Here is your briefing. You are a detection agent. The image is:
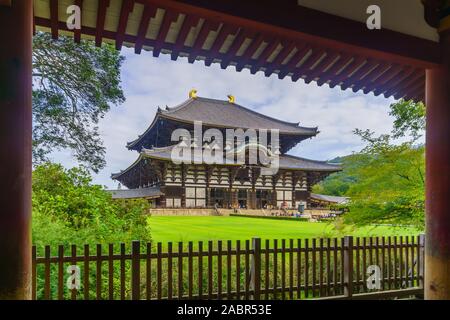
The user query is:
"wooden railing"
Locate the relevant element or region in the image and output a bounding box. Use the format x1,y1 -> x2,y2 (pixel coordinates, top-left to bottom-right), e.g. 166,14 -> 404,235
32,235 -> 425,300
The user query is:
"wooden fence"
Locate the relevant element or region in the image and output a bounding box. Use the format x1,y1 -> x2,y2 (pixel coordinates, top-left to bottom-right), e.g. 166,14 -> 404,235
32,235 -> 425,300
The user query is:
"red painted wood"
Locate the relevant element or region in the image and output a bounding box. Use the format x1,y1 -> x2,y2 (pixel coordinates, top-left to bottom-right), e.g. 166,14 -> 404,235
74,0 -> 83,43
341,59 -> 378,91
34,0 -> 429,101
153,10 -> 179,57
219,28 -> 250,69
291,48 -> 326,82
303,51 -> 340,84
393,71 -> 425,99
149,0 -> 440,67
50,0 -> 59,39
249,39 -> 279,74
362,64 -> 402,94
400,75 -> 426,100
204,24 -> 239,66
316,54 -> 353,86
135,5 -> 158,54
425,31 -> 450,299
352,62 -> 390,93
115,0 -> 135,50
0,0 -> 33,300
95,0 -> 110,47
171,14 -> 200,60
328,56 -> 365,88
278,44 -> 311,79
187,20 -> 220,63
263,41 -> 295,76
382,67 -> 417,97
235,33 -> 265,71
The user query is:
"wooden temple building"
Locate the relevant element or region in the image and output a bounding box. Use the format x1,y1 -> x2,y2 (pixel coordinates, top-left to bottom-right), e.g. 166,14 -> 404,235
111,93 -> 341,209
3,0 -> 450,300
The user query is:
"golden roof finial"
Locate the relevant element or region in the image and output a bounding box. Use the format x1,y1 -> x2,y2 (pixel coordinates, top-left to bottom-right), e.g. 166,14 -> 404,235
227,94 -> 235,104
189,89 -> 198,99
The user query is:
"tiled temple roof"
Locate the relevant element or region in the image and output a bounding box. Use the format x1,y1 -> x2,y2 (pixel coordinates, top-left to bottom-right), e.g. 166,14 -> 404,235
161,97 -> 318,135
310,193 -> 349,204
107,186 -> 163,199
111,145 -> 341,181
127,97 -> 318,150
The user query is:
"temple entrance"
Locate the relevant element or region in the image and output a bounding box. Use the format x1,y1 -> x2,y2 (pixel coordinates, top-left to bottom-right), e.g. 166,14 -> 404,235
237,189 -> 247,209
256,190 -> 271,209
210,188 -> 226,208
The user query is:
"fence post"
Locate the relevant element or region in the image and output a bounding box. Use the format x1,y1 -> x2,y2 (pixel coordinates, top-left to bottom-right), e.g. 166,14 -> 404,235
419,234 -> 425,289
343,236 -> 353,298
250,238 -> 261,300
131,240 -> 141,300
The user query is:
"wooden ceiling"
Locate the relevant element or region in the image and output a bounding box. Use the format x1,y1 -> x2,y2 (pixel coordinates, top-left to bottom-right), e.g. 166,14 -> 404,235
33,0 -> 442,102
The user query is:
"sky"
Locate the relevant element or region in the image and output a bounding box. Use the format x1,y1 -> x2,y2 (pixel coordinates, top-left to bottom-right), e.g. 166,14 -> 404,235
50,47 -> 397,189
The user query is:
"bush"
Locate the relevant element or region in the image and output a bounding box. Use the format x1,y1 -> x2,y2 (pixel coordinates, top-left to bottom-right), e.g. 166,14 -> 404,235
32,163 -> 151,252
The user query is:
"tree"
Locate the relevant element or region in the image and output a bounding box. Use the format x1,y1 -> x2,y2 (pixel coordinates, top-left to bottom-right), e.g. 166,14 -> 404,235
343,130 -> 425,230
389,99 -> 425,141
32,162 -> 151,248
314,99 -> 426,230
32,32 -> 125,172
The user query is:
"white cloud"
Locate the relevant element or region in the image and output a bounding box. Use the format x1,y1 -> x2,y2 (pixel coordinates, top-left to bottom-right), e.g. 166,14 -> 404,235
49,47 -> 397,188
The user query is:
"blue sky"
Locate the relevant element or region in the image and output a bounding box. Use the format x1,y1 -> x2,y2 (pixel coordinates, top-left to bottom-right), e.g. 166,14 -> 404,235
50,47 -> 397,189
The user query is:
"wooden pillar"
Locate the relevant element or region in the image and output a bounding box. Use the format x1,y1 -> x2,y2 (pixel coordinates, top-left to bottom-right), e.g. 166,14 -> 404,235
292,172 -> 299,209
0,0 -> 33,300
181,163 -> 187,208
425,29 -> 450,300
205,165 -> 213,207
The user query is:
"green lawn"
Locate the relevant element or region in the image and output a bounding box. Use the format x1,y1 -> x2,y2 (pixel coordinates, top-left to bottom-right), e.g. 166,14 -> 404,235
148,216 -> 419,243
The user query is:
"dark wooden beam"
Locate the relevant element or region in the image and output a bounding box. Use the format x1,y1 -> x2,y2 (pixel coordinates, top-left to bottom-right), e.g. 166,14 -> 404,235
204,24 -> 239,66
135,5 -> 157,54
115,0 -> 135,50
0,0 -> 33,299
219,28 -> 249,69
171,14 -> 200,60
153,0 -> 440,67
49,0 -> 59,39
153,10 -> 178,57
73,0 -> 83,43
95,0 -> 110,47
425,30 -> 450,299
291,48 -> 326,82
235,32 -> 265,72
278,44 -> 311,79
249,38 -> 279,74
187,20 -> 219,63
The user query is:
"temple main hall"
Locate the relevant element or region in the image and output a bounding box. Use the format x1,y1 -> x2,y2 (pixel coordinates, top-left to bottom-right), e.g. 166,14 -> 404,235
111,92 -> 341,210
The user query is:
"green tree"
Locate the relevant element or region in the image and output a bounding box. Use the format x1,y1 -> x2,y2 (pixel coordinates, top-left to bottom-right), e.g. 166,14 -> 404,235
343,130 -> 425,230
314,99 -> 426,230
389,99 -> 425,141
32,32 -> 125,172
32,163 -> 151,248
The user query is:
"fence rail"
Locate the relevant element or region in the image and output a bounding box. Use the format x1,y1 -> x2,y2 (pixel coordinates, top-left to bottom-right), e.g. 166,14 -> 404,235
32,235 -> 425,300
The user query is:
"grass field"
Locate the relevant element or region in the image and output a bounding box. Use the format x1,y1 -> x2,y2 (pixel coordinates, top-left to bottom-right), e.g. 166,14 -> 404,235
148,216 -> 419,243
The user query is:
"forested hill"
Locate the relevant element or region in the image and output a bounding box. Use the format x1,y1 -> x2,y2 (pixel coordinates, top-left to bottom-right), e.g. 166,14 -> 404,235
313,154 -> 362,196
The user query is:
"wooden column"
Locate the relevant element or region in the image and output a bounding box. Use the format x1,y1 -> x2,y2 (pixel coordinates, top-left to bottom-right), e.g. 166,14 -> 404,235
229,168 -> 238,208
425,29 -> 450,300
0,0 -> 33,300
292,172 -> 299,209
250,168 -> 259,209
271,173 -> 281,208
181,163 -> 187,208
205,165 -> 213,207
